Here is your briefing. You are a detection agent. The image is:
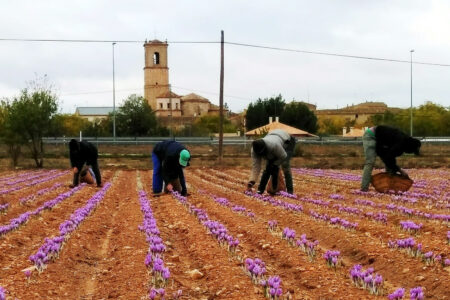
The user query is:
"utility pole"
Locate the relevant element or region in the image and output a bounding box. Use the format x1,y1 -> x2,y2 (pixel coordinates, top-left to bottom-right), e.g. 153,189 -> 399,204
218,30 -> 224,164
410,49 -> 414,136
169,84 -> 173,138
112,42 -> 117,142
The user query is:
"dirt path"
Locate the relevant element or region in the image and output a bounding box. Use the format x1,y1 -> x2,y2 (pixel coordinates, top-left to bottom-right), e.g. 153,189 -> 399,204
141,170 -> 264,300
0,172 -> 113,298
188,169 -> 450,299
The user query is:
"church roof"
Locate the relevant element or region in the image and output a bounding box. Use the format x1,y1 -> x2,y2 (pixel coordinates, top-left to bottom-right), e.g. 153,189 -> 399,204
156,91 -> 181,98
75,107 -> 115,116
181,93 -> 209,102
145,39 -> 166,44
245,121 -> 317,137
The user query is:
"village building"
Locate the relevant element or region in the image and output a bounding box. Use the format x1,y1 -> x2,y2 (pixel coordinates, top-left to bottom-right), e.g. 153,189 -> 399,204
143,40 -> 227,126
75,107 -> 115,122
315,101 -> 399,125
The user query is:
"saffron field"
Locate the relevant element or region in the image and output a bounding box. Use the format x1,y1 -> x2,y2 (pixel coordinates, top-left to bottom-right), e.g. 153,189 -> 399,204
0,168 -> 448,299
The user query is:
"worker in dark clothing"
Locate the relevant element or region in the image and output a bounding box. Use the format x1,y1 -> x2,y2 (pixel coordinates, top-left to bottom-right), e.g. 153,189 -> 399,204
152,140 -> 191,196
247,129 -> 296,194
361,125 -> 421,191
69,139 -> 102,188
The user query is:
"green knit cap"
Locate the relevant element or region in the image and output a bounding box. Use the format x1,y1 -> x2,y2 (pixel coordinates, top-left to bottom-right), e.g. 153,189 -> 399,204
179,149 -> 190,167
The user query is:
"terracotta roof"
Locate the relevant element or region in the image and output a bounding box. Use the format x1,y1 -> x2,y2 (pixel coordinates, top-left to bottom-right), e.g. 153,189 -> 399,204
156,91 -> 181,98
146,39 -> 165,44
245,121 -> 317,137
181,93 -> 209,102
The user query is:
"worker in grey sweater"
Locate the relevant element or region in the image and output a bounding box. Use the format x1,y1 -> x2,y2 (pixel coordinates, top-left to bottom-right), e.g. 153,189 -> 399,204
247,129 -> 296,194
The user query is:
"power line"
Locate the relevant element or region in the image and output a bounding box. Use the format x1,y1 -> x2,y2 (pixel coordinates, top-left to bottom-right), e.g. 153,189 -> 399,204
225,41 -> 450,67
0,38 -> 219,44
1,37 -> 449,67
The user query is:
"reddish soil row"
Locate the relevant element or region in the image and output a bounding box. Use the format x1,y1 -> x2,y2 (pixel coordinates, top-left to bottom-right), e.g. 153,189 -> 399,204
0,168 -> 447,299
140,170 -> 263,300
189,168 -> 449,299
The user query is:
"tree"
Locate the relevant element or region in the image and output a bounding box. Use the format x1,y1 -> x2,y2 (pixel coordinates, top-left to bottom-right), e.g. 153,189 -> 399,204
49,114 -> 92,137
115,94 -> 158,136
5,77 -> 59,167
280,102 -> 318,134
0,101 -> 25,167
245,95 -> 285,130
245,99 -> 267,131
83,118 -> 111,137
317,116 -> 347,136
367,102 -> 450,136
193,115 -> 237,135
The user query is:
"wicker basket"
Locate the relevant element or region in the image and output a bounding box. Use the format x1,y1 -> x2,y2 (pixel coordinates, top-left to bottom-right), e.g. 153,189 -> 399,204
79,166 -> 95,185
267,169 -> 286,195
371,172 -> 413,193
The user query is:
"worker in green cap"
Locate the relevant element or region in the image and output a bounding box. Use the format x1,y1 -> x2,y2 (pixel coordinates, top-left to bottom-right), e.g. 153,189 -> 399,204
152,140 -> 191,196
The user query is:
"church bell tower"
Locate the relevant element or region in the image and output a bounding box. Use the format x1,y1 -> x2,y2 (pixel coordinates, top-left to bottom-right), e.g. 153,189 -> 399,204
143,40 -> 169,110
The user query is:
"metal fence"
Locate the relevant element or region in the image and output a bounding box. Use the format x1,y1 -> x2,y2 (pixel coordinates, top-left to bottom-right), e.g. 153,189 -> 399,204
43,136 -> 450,146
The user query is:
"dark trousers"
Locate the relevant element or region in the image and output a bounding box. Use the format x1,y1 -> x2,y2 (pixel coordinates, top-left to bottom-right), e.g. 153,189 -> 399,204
152,153 -> 163,193
258,161 -> 279,193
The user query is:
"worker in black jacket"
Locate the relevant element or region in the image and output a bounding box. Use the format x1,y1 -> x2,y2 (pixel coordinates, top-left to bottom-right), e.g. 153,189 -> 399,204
69,139 -> 102,188
152,140 -> 191,196
361,125 -> 421,191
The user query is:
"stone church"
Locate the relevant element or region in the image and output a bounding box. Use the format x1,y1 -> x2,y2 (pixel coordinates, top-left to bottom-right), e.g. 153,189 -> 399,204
143,40 -> 225,126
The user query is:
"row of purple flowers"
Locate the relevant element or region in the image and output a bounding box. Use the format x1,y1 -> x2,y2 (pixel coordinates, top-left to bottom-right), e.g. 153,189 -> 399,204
138,190 -> 180,300
0,183 -> 86,237
0,170 -> 68,196
19,182 -> 63,205
29,183 -> 111,272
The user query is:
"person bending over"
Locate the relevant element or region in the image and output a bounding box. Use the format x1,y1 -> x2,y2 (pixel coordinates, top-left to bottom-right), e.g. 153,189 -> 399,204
152,140 -> 191,196
69,139 -> 102,188
247,129 -> 296,194
360,125 -> 421,191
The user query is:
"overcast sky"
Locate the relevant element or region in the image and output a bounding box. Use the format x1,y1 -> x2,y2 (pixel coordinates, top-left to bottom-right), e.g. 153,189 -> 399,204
0,0 -> 449,114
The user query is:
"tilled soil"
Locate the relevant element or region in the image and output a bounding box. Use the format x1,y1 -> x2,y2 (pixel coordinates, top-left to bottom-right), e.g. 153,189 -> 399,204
0,168 -> 448,300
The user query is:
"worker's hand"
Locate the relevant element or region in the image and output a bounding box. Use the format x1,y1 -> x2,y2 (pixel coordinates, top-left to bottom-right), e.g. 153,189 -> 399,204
166,184 -> 173,192
246,181 -> 255,193
97,183 -> 103,188
73,167 -> 78,174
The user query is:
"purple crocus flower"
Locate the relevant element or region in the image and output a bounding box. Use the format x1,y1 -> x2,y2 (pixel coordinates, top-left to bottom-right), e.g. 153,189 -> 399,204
410,286 -> 424,300
388,287 -> 405,300
0,286 -> 6,300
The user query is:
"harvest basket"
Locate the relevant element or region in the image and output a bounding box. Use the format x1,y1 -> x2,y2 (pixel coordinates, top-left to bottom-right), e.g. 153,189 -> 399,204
371,172 -> 413,193
79,166 -> 95,185
267,169 -> 286,195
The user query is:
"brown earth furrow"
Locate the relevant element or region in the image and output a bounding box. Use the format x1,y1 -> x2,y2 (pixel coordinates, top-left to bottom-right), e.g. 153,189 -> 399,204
140,170 -> 264,300
200,169 -> 449,245
0,172 -> 72,223
0,172 -> 114,298
11,170 -> 148,299
188,170 -> 449,299
188,174 -> 377,300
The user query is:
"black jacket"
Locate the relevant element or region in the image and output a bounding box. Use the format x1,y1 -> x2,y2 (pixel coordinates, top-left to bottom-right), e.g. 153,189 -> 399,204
69,140 -> 101,186
152,140 -> 188,193
375,125 -> 419,173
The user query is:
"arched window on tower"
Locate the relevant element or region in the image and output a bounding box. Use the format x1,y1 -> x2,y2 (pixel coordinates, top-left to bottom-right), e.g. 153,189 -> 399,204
153,52 -> 160,65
